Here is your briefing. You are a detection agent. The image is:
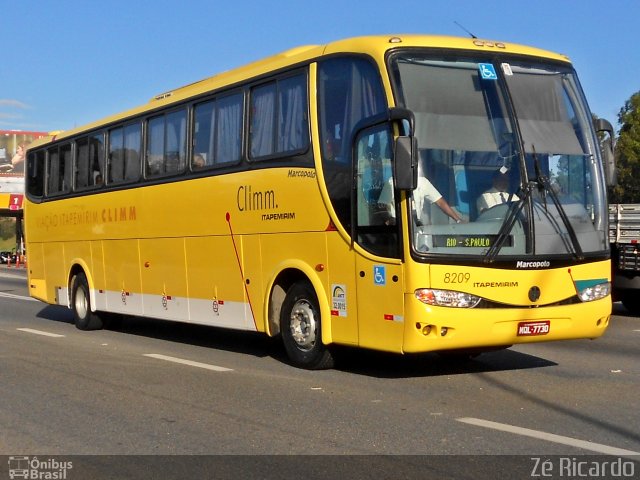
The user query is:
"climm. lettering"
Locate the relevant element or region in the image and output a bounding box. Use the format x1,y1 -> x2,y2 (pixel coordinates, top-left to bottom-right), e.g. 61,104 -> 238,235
237,185 -> 277,211
102,206 -> 137,222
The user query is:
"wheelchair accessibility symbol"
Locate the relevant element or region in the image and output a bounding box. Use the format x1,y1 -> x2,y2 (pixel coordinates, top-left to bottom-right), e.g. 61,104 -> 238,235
479,63 -> 498,80
373,265 -> 386,286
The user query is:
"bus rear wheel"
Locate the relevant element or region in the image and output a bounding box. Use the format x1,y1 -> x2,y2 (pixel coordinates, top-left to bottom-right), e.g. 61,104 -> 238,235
71,272 -> 103,331
280,281 -> 334,370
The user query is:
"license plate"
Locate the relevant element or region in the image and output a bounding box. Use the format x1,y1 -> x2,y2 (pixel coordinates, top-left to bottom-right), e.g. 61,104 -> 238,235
517,320 -> 550,336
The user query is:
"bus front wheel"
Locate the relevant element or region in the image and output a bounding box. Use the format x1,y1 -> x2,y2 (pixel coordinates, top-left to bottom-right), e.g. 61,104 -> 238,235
280,282 -> 334,370
71,272 -> 103,331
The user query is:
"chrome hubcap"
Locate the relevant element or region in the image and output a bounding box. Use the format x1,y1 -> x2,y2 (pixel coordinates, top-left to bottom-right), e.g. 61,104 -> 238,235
289,299 -> 317,351
75,287 -> 88,319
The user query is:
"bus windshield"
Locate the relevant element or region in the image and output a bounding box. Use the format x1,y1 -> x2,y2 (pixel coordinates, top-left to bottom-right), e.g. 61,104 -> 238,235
390,53 -> 608,259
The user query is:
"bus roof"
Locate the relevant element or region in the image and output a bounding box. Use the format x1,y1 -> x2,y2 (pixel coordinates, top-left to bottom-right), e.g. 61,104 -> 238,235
28,34 -> 571,149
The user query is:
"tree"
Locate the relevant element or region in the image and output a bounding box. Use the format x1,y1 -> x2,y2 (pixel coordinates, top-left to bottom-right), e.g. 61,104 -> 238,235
0,218 -> 15,241
610,91 -> 640,203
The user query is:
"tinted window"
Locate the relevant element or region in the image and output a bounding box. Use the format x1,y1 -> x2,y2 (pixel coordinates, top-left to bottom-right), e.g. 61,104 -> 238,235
108,124 -> 141,184
75,137 -> 91,189
277,75 -> 309,153
216,94 -> 242,164
89,133 -> 105,187
124,124 -> 142,181
193,93 -> 243,169
193,100 -> 215,169
250,82 -> 276,158
26,150 -> 45,198
250,73 -> 308,159
318,57 -> 386,231
47,144 -> 73,196
146,109 -> 187,177
75,134 -> 103,189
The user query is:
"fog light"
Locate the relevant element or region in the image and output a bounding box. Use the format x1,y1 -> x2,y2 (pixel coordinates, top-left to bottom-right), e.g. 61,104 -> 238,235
441,327 -> 448,336
422,325 -> 432,336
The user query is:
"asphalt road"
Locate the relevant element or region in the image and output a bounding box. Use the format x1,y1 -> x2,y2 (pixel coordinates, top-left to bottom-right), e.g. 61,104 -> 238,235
1,266 -> 638,479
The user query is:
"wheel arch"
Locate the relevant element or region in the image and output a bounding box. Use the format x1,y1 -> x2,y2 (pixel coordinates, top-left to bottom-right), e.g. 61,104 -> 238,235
265,261 -> 332,346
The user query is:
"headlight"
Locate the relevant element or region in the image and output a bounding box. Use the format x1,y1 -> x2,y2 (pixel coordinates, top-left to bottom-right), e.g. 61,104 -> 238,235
415,288 -> 481,308
576,280 -> 611,302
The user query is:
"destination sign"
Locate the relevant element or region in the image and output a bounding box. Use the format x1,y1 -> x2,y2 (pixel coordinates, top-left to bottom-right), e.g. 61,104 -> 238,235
432,235 -> 513,248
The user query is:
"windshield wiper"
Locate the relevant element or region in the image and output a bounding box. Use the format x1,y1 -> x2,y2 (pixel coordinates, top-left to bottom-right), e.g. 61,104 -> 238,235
484,147 -> 585,262
483,63 -> 532,263
531,146 -> 584,260
483,182 -> 531,263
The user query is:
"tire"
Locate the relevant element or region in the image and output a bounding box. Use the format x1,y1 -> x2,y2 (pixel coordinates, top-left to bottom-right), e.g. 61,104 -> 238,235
71,272 -> 103,331
280,282 -> 334,370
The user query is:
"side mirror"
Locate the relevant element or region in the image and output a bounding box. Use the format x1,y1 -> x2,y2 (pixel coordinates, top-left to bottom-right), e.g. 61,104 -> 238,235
394,136 -> 418,190
593,118 -> 616,187
389,107 -> 418,191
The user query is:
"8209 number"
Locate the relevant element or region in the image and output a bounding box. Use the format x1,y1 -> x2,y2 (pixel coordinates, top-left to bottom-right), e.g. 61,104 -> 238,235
443,272 -> 471,284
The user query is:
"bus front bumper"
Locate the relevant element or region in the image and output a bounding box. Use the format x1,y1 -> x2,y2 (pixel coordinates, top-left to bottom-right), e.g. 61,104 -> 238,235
401,295 -> 611,354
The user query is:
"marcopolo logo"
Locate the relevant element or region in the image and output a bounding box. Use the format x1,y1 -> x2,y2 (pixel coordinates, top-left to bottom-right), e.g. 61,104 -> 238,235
8,456 -> 72,479
516,260 -> 551,269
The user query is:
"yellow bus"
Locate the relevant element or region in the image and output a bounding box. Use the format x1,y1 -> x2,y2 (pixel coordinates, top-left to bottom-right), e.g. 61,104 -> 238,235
24,35 -> 613,369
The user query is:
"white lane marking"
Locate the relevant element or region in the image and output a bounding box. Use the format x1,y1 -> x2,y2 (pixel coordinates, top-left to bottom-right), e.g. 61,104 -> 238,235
0,271 -> 27,280
0,291 -> 38,302
17,328 -> 65,338
143,354 -> 232,372
457,417 -> 640,457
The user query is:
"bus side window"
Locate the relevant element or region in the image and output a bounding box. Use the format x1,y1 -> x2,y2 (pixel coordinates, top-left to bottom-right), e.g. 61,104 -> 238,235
165,109 -> 186,174
216,93 -> 242,165
277,74 -> 308,154
318,56 -> 387,233
193,99 -> 215,169
124,123 -> 141,181
89,133 -> 105,186
250,82 -> 276,158
27,150 -> 45,198
47,144 -> 72,195
75,137 -> 91,189
60,143 -> 73,193
249,72 -> 308,160
108,127 -> 124,183
146,110 -> 186,177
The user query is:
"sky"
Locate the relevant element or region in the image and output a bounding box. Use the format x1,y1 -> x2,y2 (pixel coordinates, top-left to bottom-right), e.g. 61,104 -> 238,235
1,0 -> 638,134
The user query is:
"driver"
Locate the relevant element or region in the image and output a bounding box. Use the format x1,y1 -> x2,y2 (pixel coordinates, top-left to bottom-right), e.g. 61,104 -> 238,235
378,174 -> 463,224
477,170 -> 519,214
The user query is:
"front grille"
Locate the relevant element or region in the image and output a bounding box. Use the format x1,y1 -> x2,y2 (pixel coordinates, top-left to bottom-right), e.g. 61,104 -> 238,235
475,295 -> 582,309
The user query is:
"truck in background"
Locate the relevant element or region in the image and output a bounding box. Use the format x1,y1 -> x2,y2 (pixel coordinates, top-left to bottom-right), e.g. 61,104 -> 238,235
609,204 -> 640,313
595,117 -> 640,314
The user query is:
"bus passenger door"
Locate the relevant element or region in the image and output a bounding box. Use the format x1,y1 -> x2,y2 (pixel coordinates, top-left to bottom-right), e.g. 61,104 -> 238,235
353,125 -> 405,352
355,256 -> 405,352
